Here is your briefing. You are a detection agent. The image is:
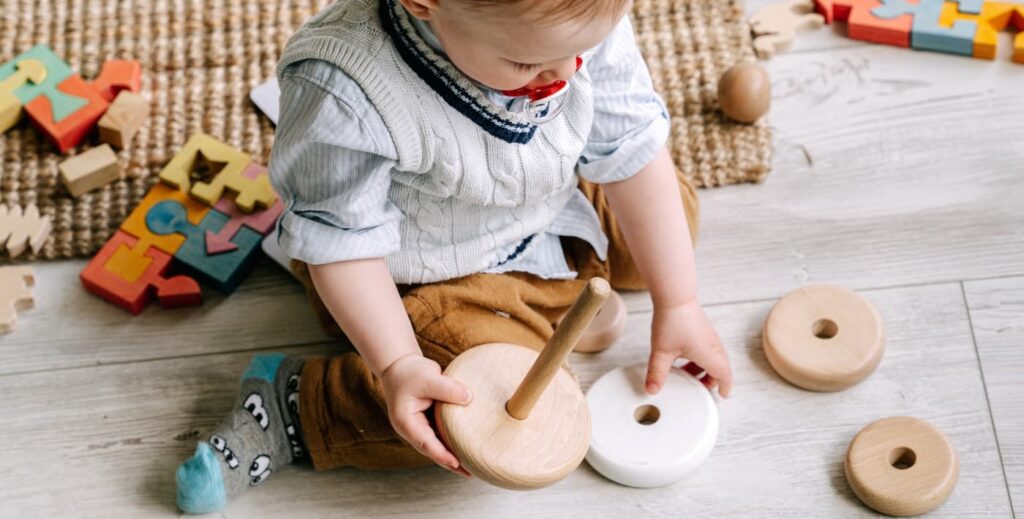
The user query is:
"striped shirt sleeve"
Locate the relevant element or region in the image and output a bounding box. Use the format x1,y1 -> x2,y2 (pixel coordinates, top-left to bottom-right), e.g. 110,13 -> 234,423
576,16 -> 671,184
268,60 -> 404,266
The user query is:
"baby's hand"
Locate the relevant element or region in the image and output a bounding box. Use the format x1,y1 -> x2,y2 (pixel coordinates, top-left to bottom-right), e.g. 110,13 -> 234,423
646,300 -> 733,398
379,353 -> 474,476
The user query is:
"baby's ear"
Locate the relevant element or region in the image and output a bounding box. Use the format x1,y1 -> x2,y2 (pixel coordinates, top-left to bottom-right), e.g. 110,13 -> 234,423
399,0 -> 440,19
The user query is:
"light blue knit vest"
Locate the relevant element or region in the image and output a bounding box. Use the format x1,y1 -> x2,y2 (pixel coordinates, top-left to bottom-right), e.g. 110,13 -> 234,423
277,0 -> 595,284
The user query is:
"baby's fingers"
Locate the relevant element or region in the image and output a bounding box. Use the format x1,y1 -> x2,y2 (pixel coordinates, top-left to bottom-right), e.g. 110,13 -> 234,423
394,412 -> 467,476
426,373 -> 473,406
645,350 -> 676,394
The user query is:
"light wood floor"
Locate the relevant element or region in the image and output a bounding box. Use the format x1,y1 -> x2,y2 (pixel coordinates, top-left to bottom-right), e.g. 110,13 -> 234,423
2,6 -> 1022,518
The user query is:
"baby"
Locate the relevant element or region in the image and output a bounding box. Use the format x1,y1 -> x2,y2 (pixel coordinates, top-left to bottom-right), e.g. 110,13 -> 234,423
175,0 -> 733,513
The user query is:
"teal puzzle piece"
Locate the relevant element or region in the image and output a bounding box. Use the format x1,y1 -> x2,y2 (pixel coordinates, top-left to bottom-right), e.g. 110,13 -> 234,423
146,200 -> 262,294
0,45 -> 87,122
873,0 -> 979,56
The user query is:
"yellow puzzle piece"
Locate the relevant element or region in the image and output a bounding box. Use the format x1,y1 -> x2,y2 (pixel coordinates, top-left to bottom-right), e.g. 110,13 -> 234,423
158,133 -> 276,213
0,59 -> 47,133
940,1 -> 1024,61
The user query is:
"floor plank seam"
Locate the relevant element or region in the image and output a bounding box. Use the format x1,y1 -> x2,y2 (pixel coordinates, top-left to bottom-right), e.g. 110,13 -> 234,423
959,281 -> 1016,516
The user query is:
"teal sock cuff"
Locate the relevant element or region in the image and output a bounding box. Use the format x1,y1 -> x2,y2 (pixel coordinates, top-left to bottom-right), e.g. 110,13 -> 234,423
242,353 -> 286,382
176,442 -> 228,514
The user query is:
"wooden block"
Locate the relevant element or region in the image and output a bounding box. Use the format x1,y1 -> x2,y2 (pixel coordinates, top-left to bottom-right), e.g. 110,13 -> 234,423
145,199 -> 263,293
90,60 -> 142,103
119,183 -> 210,256
940,2 -> 1024,60
762,284 -> 886,392
97,91 -> 149,149
0,203 -> 52,258
206,163 -> 284,254
58,144 -> 121,197
0,58 -> 47,133
0,45 -> 81,118
749,0 -> 827,58
845,417 -> 959,516
0,266 -> 35,334
873,0 -> 978,56
80,230 -> 202,315
816,0 -> 915,47
25,74 -> 110,153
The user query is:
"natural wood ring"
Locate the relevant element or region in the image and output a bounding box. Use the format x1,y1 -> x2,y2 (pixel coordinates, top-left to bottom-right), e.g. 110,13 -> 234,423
435,343 -> 590,490
557,289 -> 626,353
845,417 -> 959,516
763,284 -> 885,391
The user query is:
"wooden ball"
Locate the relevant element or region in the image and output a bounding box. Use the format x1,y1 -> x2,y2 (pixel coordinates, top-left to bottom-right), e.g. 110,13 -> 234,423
717,63 -> 771,123
556,289 -> 627,353
435,343 -> 590,490
846,417 -> 959,516
763,284 -> 885,392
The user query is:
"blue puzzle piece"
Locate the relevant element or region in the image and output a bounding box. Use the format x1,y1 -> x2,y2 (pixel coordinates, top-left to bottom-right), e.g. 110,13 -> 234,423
146,199 -> 262,294
873,0 -> 978,56
0,45 -> 87,122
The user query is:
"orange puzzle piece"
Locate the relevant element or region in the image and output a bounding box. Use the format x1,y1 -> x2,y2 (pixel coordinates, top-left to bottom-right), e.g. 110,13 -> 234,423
80,230 -> 202,315
816,0 -> 917,47
120,183 -> 210,256
24,74 -> 109,153
939,1 -> 1024,61
90,60 -> 142,102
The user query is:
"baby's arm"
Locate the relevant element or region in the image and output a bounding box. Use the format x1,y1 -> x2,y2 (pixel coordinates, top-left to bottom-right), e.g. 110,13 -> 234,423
603,149 -> 733,397
308,259 -> 472,475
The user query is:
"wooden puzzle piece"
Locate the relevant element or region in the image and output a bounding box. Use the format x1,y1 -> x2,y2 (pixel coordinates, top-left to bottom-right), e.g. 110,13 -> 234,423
207,163 -> 284,254
815,0 -> 916,47
940,1 -> 1024,60
120,183 -> 210,256
0,45 -> 83,121
749,0 -> 827,58
0,59 -> 47,133
872,0 -> 979,55
146,199 -> 263,293
80,230 -> 202,315
58,144 -> 121,197
25,74 -> 110,153
0,203 -> 52,258
90,60 -> 142,102
0,266 -> 35,333
158,133 -> 274,213
97,91 -> 149,149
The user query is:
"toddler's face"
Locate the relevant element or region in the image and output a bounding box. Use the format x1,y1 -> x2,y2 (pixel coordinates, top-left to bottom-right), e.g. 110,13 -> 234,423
403,0 -> 623,92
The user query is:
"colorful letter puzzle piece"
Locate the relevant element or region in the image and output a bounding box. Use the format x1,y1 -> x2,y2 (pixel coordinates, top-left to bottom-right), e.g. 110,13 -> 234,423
80,230 -> 202,315
0,45 -> 84,124
82,134 -> 282,314
0,203 -> 52,258
0,59 -> 47,133
159,133 -> 277,213
820,0 -> 1023,62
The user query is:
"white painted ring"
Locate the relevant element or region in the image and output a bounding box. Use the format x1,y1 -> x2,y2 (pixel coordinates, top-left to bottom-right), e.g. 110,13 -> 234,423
586,362 -> 718,488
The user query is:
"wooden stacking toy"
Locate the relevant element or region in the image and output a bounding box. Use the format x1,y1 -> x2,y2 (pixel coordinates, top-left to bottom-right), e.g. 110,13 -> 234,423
436,278 -> 610,490
717,63 -> 772,124
845,416 -> 959,516
586,362 -> 718,488
557,289 -> 627,353
763,284 -> 886,391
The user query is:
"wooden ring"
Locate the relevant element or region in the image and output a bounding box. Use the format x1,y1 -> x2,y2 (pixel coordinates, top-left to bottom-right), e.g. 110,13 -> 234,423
557,289 -> 627,353
845,417 -> 959,516
585,363 -> 718,487
763,284 -> 885,391
436,343 -> 590,490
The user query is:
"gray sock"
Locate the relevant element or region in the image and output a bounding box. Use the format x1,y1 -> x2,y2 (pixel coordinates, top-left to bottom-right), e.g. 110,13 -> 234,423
176,353 -> 305,514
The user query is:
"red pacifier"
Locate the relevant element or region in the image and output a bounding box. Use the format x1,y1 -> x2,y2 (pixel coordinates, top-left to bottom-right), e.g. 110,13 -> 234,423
501,56 -> 583,124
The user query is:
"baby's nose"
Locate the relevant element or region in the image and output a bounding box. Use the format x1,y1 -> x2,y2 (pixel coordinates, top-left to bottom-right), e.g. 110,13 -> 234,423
529,58 -> 579,88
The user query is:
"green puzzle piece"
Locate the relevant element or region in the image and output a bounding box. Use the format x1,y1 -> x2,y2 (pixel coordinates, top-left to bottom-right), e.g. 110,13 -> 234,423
0,45 -> 87,122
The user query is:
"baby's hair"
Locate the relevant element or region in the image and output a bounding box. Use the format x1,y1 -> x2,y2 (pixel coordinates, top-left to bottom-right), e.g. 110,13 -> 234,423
459,0 -> 631,24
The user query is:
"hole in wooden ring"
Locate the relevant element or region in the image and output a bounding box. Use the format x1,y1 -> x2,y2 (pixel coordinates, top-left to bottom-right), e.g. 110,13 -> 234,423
811,319 -> 839,339
634,404 -> 661,425
889,447 -> 917,470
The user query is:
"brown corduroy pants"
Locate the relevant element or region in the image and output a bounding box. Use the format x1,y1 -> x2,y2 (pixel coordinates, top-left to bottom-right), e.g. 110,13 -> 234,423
293,172 -> 700,471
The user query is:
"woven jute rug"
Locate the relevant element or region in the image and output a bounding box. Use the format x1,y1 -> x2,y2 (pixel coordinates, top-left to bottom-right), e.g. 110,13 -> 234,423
0,0 -> 771,260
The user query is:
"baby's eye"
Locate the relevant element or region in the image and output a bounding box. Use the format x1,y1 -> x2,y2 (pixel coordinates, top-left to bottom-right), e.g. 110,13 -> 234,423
510,60 -> 541,72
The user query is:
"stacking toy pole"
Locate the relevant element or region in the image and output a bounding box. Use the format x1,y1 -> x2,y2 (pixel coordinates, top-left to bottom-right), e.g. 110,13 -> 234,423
506,277 -> 611,420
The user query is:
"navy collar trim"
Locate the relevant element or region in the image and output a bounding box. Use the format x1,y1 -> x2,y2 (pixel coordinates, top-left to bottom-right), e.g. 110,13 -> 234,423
379,0 -> 537,144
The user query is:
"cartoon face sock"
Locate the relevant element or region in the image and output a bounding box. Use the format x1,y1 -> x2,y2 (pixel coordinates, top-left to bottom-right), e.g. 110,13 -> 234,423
176,354 -> 306,514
